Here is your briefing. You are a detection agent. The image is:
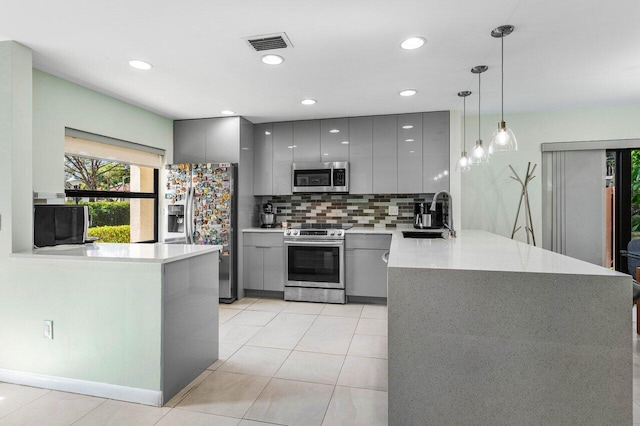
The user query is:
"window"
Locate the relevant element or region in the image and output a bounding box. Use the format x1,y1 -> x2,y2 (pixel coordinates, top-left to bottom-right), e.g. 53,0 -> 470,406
64,129 -> 163,243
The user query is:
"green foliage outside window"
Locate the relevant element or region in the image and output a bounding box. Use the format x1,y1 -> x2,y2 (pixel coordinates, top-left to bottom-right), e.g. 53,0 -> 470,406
632,150 -> 640,232
87,225 -> 131,243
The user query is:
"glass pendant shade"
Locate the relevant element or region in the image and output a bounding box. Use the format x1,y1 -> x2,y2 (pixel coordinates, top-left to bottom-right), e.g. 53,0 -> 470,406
490,121 -> 518,153
469,140 -> 489,165
455,151 -> 471,172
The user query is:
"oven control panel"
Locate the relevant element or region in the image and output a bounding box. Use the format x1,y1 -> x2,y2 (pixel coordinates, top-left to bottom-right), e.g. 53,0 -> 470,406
284,229 -> 345,238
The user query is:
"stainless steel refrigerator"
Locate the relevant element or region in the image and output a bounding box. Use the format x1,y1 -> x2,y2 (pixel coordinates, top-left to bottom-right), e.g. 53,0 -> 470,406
164,162 -> 237,303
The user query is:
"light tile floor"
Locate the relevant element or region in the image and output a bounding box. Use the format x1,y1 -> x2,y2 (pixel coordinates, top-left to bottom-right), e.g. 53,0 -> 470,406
0,298 -> 389,425
2,299 -> 638,425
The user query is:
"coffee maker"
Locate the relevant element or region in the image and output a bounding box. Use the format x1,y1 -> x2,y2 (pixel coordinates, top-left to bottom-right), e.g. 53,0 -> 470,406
260,203 -> 277,228
414,201 -> 444,229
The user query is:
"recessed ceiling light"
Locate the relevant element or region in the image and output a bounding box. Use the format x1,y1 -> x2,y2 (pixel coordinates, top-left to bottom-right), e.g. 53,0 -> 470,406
261,54 -> 284,65
287,145 -> 298,149
329,129 -> 340,133
402,125 -> 414,129
341,141 -> 349,145
301,99 -> 317,105
221,110 -> 235,115
129,60 -> 153,70
400,37 -> 426,50
438,173 -> 443,178
405,139 -> 414,142
399,89 -> 417,97
241,147 -> 249,150
443,170 -> 449,176
409,150 -> 415,153
265,131 -> 271,135
323,153 -> 329,156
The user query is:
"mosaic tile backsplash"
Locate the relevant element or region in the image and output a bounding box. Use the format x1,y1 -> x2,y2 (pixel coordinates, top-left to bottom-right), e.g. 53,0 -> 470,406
259,194 -> 436,227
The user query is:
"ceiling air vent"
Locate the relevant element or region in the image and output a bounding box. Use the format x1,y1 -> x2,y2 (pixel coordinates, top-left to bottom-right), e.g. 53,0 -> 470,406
245,33 -> 293,52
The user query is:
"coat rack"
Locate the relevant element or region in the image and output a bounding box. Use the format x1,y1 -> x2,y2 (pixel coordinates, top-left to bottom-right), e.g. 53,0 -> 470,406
509,162 -> 536,246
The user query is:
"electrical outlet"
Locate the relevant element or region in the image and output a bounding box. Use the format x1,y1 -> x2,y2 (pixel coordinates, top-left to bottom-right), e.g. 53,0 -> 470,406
388,205 -> 399,216
43,320 -> 53,339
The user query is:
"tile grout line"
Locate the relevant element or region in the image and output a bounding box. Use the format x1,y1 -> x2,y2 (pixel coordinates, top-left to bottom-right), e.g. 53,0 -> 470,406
0,387 -> 52,421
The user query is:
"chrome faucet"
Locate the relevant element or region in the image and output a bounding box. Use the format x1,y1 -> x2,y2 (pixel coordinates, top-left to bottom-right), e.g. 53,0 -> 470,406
430,190 -> 456,238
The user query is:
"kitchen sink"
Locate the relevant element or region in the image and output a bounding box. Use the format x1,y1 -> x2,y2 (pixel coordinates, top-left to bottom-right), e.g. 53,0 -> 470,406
402,231 -> 445,239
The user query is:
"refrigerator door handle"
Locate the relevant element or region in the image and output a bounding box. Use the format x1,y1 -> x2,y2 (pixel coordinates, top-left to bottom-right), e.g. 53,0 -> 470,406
188,186 -> 194,244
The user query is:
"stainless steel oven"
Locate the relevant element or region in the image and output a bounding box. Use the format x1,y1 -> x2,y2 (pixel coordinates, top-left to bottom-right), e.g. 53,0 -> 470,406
283,226 -> 348,304
292,162 -> 349,193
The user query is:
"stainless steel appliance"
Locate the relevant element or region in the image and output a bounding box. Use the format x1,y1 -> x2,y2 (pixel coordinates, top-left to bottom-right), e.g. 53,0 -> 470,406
414,201 -> 444,229
292,162 -> 349,193
260,203 -> 277,228
283,224 -> 352,303
164,162 -> 237,303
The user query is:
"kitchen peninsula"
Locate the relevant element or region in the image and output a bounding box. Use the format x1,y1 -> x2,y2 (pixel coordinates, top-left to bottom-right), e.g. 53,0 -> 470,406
3,243 -> 221,406
387,230 -> 631,425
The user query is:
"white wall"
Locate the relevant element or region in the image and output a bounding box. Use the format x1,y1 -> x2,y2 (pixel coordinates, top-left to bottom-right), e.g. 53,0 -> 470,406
460,106 -> 640,243
32,69 -> 173,193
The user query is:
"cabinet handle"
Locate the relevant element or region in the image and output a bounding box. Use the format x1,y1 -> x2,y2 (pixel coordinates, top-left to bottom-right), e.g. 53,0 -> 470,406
254,245 -> 270,248
382,251 -> 390,263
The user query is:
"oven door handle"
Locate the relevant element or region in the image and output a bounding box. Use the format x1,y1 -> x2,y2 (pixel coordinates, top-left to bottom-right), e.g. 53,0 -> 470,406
284,240 -> 344,246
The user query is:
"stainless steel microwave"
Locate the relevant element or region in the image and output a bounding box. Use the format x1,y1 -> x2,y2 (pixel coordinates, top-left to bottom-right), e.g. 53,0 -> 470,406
292,162 -> 349,193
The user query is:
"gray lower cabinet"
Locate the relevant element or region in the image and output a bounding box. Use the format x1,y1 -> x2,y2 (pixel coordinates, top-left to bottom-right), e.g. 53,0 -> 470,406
345,234 -> 391,298
242,233 -> 285,291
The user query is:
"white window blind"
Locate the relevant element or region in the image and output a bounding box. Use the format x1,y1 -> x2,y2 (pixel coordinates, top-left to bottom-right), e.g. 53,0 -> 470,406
64,128 -> 164,168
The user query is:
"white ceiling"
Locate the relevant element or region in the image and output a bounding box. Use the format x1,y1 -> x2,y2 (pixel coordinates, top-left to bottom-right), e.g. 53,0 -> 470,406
1,0 -> 639,123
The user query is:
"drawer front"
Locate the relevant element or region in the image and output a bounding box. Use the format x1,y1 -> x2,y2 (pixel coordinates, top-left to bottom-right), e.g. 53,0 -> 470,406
243,232 -> 284,247
346,234 -> 391,250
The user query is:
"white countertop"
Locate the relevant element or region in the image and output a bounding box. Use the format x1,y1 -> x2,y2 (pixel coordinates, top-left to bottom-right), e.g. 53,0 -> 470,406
242,228 -> 284,233
388,228 -> 623,276
12,243 -> 222,264
243,226 -> 393,234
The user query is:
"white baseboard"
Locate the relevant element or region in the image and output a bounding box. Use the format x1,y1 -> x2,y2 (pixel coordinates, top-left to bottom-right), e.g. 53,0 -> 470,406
0,368 -> 163,406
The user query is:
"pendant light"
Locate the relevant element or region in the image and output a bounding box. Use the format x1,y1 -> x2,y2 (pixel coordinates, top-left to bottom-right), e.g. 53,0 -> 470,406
469,65 -> 489,165
489,25 -> 517,153
455,91 -> 472,172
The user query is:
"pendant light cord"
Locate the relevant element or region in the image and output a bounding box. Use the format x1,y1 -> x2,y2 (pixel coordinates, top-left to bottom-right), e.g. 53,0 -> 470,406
501,35 -> 504,122
463,96 -> 466,152
478,72 -> 481,140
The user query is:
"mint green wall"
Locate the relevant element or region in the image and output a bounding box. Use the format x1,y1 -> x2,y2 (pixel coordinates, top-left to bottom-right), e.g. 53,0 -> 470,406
32,69 -> 173,194
460,106 -> 640,241
0,41 -> 32,256
2,259 -> 163,390
0,42 -> 173,391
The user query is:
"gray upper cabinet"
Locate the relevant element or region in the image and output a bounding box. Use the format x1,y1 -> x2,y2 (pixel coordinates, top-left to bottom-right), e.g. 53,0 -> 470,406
253,123 -> 273,196
373,115 -> 398,194
205,117 -> 240,163
422,111 -> 450,193
348,116 -> 373,194
174,119 -> 206,164
293,120 -> 321,163
252,111 -> 450,195
397,113 -> 423,194
273,122 -> 294,195
320,118 -> 349,162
